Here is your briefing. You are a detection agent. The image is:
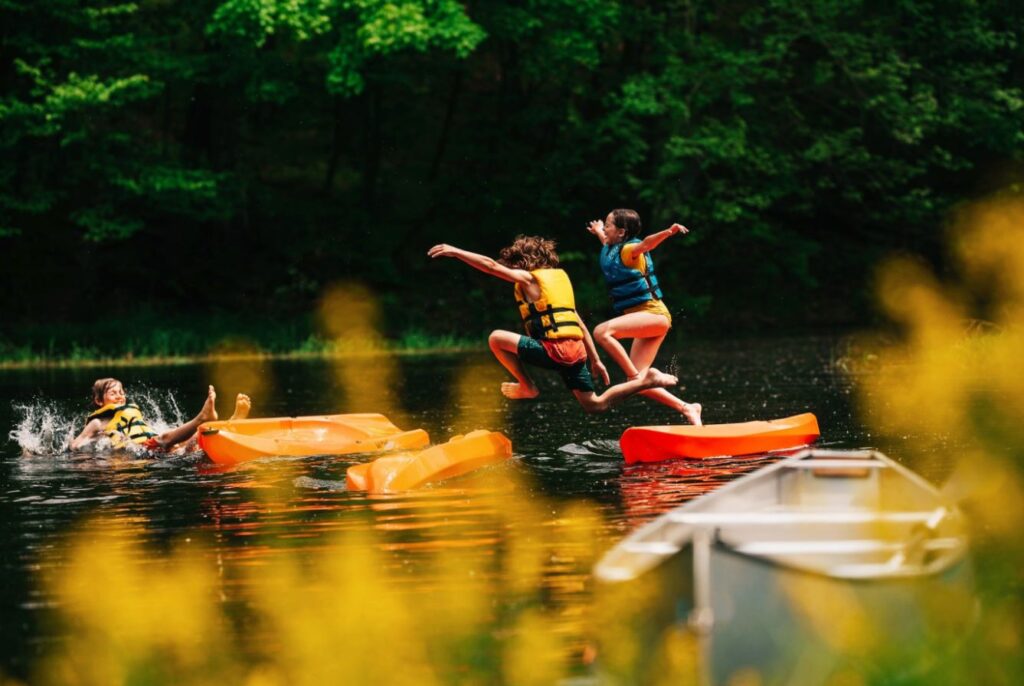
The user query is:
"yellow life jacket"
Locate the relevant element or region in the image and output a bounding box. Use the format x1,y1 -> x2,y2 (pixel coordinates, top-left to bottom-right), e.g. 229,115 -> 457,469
514,268 -> 583,340
87,403 -> 158,447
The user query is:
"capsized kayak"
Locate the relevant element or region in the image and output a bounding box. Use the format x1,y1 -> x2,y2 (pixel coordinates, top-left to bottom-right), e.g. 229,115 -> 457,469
197,413 -> 430,466
620,413 -> 820,463
346,430 -> 512,493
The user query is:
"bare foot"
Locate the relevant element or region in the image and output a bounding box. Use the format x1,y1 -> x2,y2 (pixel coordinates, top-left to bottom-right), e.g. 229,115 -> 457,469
230,393 -> 251,420
501,382 -> 540,400
198,385 -> 218,422
682,402 -> 702,426
640,367 -> 678,389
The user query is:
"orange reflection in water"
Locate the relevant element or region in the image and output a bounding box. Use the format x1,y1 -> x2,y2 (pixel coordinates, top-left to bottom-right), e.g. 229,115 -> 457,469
617,452 -> 792,526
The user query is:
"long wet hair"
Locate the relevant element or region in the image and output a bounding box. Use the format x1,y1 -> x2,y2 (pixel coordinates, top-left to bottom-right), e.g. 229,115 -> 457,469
609,208 -> 643,240
498,235 -> 560,270
91,377 -> 121,406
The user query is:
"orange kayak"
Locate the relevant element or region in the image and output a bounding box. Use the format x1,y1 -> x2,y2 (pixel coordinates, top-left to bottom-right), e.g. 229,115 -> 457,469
346,430 -> 512,493
197,413 -> 430,466
620,413 -> 820,463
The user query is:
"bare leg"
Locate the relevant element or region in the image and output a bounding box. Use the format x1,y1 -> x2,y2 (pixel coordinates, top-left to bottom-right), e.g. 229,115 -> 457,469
230,393 -> 251,420
593,313 -> 667,378
488,330 -> 540,399
172,435 -> 200,454
154,385 -> 218,450
630,337 -> 702,425
573,368 -> 678,413
597,313 -> 701,425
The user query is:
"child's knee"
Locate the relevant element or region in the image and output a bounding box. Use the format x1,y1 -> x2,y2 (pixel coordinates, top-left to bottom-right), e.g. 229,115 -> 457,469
594,322 -> 612,340
489,330 -> 520,353
574,393 -> 606,414
487,331 -> 504,350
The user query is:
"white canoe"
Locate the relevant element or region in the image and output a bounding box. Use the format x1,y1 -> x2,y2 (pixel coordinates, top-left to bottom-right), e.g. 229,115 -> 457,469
596,449 -> 968,583
593,449 -> 976,685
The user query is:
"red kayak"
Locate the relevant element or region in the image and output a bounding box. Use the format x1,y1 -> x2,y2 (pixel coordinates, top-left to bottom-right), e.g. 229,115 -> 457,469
620,413 -> 820,463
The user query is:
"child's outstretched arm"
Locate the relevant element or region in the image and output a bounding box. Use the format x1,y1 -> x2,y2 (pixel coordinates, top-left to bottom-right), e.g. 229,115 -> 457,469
428,244 -> 533,285
578,316 -> 611,386
586,219 -> 611,245
70,419 -> 103,450
632,223 -> 690,256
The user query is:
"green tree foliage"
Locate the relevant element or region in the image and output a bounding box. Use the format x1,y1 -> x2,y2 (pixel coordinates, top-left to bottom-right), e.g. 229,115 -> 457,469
0,2 -> 227,240
0,1 -> 1020,350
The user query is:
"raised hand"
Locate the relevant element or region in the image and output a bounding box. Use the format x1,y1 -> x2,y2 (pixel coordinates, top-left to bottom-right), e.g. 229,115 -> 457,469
428,243 -> 460,258
669,223 -> 690,236
587,220 -> 604,236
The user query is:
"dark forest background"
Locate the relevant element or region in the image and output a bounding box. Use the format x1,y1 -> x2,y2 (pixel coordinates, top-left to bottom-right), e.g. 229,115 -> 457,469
2,0 -> 1022,358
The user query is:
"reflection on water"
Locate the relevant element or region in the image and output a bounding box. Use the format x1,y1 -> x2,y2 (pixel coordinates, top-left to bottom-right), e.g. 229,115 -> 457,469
0,336 -> 869,679
617,454 -> 784,525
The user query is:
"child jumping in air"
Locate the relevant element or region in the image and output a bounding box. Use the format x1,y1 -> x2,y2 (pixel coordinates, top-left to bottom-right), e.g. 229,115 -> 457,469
70,378 -> 251,452
587,208 -> 702,425
428,235 -> 679,413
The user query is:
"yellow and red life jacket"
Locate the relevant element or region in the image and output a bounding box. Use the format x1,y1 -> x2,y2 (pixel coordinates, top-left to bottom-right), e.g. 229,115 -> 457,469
87,403 -> 158,447
514,269 -> 583,341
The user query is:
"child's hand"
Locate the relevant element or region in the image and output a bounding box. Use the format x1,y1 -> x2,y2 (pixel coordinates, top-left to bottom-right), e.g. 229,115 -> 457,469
587,220 -> 604,236
669,223 -> 689,236
428,244 -> 460,259
591,358 -> 610,386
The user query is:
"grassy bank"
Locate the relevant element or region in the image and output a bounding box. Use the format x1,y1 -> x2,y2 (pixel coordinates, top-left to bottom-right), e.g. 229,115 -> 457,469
0,342 -> 485,370
0,314 -> 481,369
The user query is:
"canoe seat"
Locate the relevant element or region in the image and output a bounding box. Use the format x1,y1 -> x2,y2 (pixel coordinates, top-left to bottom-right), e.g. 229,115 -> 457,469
729,537 -> 963,556
779,464 -> 882,509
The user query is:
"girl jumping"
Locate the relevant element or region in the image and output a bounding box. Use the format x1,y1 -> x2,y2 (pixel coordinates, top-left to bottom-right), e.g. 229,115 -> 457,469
587,209 -> 702,424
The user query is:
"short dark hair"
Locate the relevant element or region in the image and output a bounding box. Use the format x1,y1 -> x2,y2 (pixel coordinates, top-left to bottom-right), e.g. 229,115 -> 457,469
610,208 -> 643,239
498,235 -> 560,270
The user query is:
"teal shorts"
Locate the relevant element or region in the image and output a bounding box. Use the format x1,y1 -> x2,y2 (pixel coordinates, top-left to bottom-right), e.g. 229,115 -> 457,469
517,336 -> 595,393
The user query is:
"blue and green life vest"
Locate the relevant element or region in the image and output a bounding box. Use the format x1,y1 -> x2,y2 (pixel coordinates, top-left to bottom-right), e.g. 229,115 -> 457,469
599,239 -> 663,313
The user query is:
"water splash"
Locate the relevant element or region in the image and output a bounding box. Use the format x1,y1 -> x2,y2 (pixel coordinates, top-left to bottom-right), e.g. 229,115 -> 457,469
9,388 -> 188,456
129,385 -> 187,434
665,354 -> 680,379
8,398 -> 80,455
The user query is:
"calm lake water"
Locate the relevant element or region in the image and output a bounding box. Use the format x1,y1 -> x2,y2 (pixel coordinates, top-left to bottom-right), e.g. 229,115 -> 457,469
0,335 -> 950,680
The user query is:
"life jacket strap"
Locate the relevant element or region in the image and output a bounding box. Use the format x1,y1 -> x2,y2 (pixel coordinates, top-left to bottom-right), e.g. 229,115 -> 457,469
121,415 -> 157,439
524,304 -> 581,337
608,276 -> 661,302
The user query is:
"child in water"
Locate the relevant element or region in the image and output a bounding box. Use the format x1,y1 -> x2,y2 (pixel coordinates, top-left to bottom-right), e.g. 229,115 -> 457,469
69,378 -> 251,452
587,208 -> 702,425
428,235 -> 679,413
